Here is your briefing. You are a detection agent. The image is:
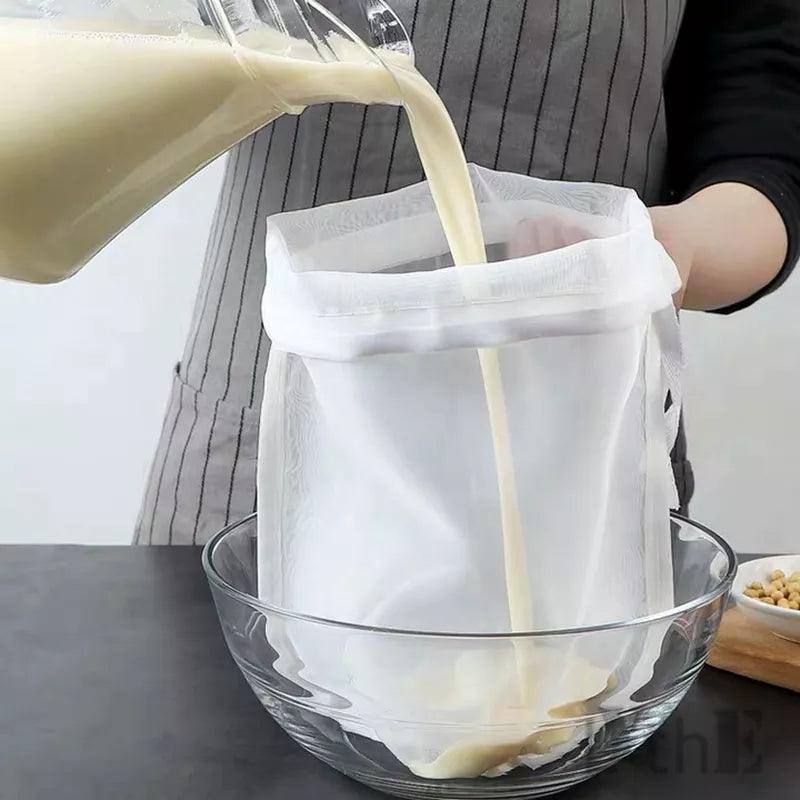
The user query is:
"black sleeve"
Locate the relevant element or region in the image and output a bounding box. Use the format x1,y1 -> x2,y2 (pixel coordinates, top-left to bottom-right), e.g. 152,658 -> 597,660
665,0 -> 800,314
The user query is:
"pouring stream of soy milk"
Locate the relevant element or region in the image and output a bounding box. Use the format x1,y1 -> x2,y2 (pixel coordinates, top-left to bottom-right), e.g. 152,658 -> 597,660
378,68 -> 612,781
388,66 -> 534,637
1,19 -> 608,776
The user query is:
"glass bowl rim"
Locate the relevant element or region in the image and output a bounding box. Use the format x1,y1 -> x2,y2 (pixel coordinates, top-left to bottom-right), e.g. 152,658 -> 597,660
202,512 -> 737,640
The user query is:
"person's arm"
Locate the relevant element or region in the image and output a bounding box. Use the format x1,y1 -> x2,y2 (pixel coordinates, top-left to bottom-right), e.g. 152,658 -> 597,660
652,0 -> 800,312
651,183 -> 788,309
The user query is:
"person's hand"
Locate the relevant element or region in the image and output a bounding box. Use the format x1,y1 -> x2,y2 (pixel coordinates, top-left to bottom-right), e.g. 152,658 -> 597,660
648,203 -> 696,308
509,210 -> 695,307
510,182 -> 787,312
506,217 -> 589,260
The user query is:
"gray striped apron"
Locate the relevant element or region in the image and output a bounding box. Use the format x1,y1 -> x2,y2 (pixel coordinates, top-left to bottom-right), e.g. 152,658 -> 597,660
136,0 -> 692,545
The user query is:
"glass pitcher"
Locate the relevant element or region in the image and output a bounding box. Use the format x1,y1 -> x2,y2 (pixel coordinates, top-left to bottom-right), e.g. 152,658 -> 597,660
0,0 -> 411,284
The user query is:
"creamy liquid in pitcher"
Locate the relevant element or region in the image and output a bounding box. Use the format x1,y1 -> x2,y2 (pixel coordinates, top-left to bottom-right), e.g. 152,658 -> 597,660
0,20 -> 607,777
0,22 -> 401,283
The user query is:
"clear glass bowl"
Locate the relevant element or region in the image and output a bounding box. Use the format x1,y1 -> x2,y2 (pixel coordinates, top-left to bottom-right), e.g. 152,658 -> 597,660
203,514 -> 735,798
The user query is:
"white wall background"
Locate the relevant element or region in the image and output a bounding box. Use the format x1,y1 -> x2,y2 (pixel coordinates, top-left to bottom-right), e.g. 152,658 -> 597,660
1,157 -> 798,553
682,292 -> 800,554
0,159 -> 225,545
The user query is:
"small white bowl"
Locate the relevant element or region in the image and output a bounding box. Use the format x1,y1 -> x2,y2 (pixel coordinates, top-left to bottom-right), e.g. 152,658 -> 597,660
734,555 -> 800,643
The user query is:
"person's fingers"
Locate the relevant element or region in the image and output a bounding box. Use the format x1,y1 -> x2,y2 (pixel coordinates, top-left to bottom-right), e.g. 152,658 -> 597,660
507,218 -> 591,259
648,205 -> 694,308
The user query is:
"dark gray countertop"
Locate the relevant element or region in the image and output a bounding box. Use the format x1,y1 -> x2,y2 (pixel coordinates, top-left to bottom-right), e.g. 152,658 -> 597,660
1,545 -> 798,800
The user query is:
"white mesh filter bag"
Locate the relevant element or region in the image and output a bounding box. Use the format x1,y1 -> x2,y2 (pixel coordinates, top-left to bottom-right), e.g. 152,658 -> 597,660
256,165 -> 683,777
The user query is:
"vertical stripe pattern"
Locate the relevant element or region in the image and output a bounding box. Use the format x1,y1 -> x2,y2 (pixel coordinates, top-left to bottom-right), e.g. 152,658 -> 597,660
621,0 -> 649,183
136,0 -> 688,545
492,0 -> 529,170
560,0 -> 597,180
528,0 -> 560,175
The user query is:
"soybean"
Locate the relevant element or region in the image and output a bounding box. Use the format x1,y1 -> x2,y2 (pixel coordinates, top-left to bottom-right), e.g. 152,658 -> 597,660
745,569 -> 800,613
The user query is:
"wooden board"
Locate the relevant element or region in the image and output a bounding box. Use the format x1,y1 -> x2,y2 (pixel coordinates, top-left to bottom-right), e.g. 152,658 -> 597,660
707,607 -> 800,692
